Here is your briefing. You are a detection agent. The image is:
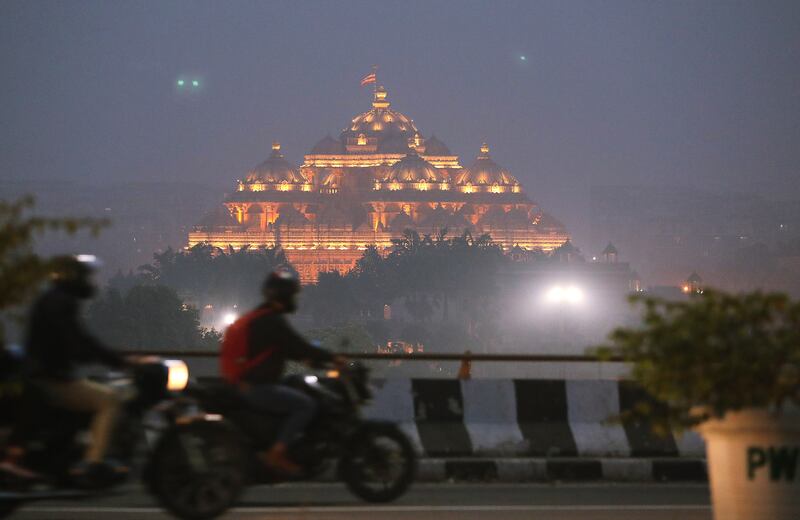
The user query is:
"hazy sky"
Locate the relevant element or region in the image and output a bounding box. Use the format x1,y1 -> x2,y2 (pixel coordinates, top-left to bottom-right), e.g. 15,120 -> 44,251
2,0 -> 799,233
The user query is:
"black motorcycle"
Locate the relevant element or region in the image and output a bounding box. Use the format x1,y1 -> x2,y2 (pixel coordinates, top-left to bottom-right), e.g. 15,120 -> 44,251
146,362 -> 416,520
0,352 -> 193,518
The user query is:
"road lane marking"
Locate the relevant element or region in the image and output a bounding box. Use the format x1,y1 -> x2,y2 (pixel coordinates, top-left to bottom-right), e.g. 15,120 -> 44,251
22,504 -> 712,514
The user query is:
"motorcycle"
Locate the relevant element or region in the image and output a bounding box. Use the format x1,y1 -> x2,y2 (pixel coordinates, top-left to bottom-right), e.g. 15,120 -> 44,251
0,350 -> 192,519
146,362 -> 417,520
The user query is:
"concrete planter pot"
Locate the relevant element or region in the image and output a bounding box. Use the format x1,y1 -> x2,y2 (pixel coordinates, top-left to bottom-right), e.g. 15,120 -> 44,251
697,405 -> 800,520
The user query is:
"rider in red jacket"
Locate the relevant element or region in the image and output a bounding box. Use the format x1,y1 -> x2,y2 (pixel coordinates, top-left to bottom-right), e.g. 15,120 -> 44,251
236,269 -> 343,474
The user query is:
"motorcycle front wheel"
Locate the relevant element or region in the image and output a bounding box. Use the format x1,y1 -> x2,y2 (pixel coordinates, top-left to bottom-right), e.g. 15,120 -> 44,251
339,421 -> 416,503
147,421 -> 246,520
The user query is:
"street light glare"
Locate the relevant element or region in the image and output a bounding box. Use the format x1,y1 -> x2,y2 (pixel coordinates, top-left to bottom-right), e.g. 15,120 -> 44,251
565,286 -> 584,304
544,285 -> 584,305
223,312 -> 238,326
545,286 -> 564,303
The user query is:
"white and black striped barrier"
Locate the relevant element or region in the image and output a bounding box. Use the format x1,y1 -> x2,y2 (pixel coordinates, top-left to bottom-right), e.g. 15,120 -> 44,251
361,378 -> 706,481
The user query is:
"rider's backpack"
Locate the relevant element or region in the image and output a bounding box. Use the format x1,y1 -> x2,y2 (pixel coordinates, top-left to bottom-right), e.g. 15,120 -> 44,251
220,308 -> 274,384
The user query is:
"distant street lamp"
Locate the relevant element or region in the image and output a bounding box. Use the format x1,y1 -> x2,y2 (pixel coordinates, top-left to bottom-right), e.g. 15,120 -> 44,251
544,285 -> 584,305
223,312 -> 238,327
542,284 -> 586,347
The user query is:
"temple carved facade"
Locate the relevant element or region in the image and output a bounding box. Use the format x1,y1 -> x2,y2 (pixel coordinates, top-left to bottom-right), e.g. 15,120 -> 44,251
189,86 -> 569,283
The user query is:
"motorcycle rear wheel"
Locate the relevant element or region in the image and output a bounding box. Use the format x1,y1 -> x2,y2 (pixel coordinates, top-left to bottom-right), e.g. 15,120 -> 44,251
148,422 -> 246,520
340,422 -> 416,503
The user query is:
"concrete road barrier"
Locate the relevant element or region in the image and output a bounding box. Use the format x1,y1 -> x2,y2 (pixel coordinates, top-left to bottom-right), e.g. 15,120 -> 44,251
363,378 -> 705,459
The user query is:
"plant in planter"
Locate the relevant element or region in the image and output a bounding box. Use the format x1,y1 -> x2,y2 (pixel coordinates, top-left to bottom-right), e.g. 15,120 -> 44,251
595,289 -> 800,520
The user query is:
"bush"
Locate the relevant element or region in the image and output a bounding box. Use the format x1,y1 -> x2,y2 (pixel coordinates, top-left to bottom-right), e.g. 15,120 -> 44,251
595,289 -> 800,430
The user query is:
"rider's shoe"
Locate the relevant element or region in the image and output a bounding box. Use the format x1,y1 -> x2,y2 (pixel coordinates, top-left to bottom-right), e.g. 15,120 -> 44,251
259,446 -> 302,476
69,459 -> 131,489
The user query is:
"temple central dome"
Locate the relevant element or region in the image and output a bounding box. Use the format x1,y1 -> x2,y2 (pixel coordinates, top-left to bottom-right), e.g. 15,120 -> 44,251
339,87 -> 420,154
246,142 -> 308,184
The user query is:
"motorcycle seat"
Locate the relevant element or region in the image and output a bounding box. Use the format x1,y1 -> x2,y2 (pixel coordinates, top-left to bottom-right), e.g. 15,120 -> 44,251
190,380 -> 288,418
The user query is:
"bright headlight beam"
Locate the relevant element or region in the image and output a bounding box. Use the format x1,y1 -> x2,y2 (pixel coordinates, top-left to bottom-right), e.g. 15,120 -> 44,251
164,359 -> 189,391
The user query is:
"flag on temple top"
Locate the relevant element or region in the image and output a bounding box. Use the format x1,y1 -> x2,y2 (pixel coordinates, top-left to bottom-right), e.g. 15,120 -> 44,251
360,71 -> 376,86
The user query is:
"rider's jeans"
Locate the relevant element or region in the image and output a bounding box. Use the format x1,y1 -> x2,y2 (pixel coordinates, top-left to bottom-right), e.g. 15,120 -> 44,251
40,379 -> 122,463
240,383 -> 317,446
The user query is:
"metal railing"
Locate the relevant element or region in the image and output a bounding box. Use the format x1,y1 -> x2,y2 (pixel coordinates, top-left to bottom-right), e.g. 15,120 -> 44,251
128,350 -> 626,380
128,350 -> 623,362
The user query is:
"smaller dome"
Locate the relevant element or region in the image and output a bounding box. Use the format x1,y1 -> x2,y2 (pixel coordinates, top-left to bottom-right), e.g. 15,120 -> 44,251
246,142 -> 307,184
311,134 -> 344,154
423,134 -> 451,156
385,152 -> 443,183
455,142 -> 519,186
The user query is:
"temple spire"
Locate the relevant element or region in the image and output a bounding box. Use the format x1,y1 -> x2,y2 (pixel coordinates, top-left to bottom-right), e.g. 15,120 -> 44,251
373,85 -> 390,109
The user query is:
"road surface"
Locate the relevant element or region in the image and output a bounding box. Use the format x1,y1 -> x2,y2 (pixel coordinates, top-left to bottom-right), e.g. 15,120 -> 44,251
8,482 -> 711,519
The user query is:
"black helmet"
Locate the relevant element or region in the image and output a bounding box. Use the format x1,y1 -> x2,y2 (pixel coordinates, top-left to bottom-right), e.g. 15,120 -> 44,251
50,254 -> 101,299
262,268 -> 300,311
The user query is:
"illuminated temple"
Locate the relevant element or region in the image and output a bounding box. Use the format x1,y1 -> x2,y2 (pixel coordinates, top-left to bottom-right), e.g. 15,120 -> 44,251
189,86 -> 570,283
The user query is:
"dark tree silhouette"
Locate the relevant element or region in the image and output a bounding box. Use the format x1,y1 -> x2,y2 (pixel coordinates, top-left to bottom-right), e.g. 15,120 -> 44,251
86,285 -> 220,350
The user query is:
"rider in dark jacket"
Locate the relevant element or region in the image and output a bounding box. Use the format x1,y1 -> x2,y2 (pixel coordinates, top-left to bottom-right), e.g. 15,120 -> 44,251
25,255 -> 128,477
236,268 -> 341,474
27,260 -> 125,381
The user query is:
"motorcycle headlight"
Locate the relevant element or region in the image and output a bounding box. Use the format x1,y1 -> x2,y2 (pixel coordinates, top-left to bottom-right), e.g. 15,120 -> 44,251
164,359 -> 189,391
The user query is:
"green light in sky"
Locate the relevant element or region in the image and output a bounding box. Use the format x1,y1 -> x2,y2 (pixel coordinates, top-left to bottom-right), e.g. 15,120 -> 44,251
192,80 -> 200,87
177,79 -> 185,87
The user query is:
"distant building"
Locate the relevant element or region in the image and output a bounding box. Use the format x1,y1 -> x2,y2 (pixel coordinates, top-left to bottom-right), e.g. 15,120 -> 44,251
189,85 -> 569,283
499,241 -> 641,298
588,184 -> 793,288
497,242 -> 643,351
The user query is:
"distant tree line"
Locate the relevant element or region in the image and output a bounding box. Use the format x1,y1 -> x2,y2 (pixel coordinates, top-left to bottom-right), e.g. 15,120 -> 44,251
86,285 -> 220,350
99,231 -> 577,353
92,244 -> 292,350
301,229 -> 510,352
108,243 -> 291,309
